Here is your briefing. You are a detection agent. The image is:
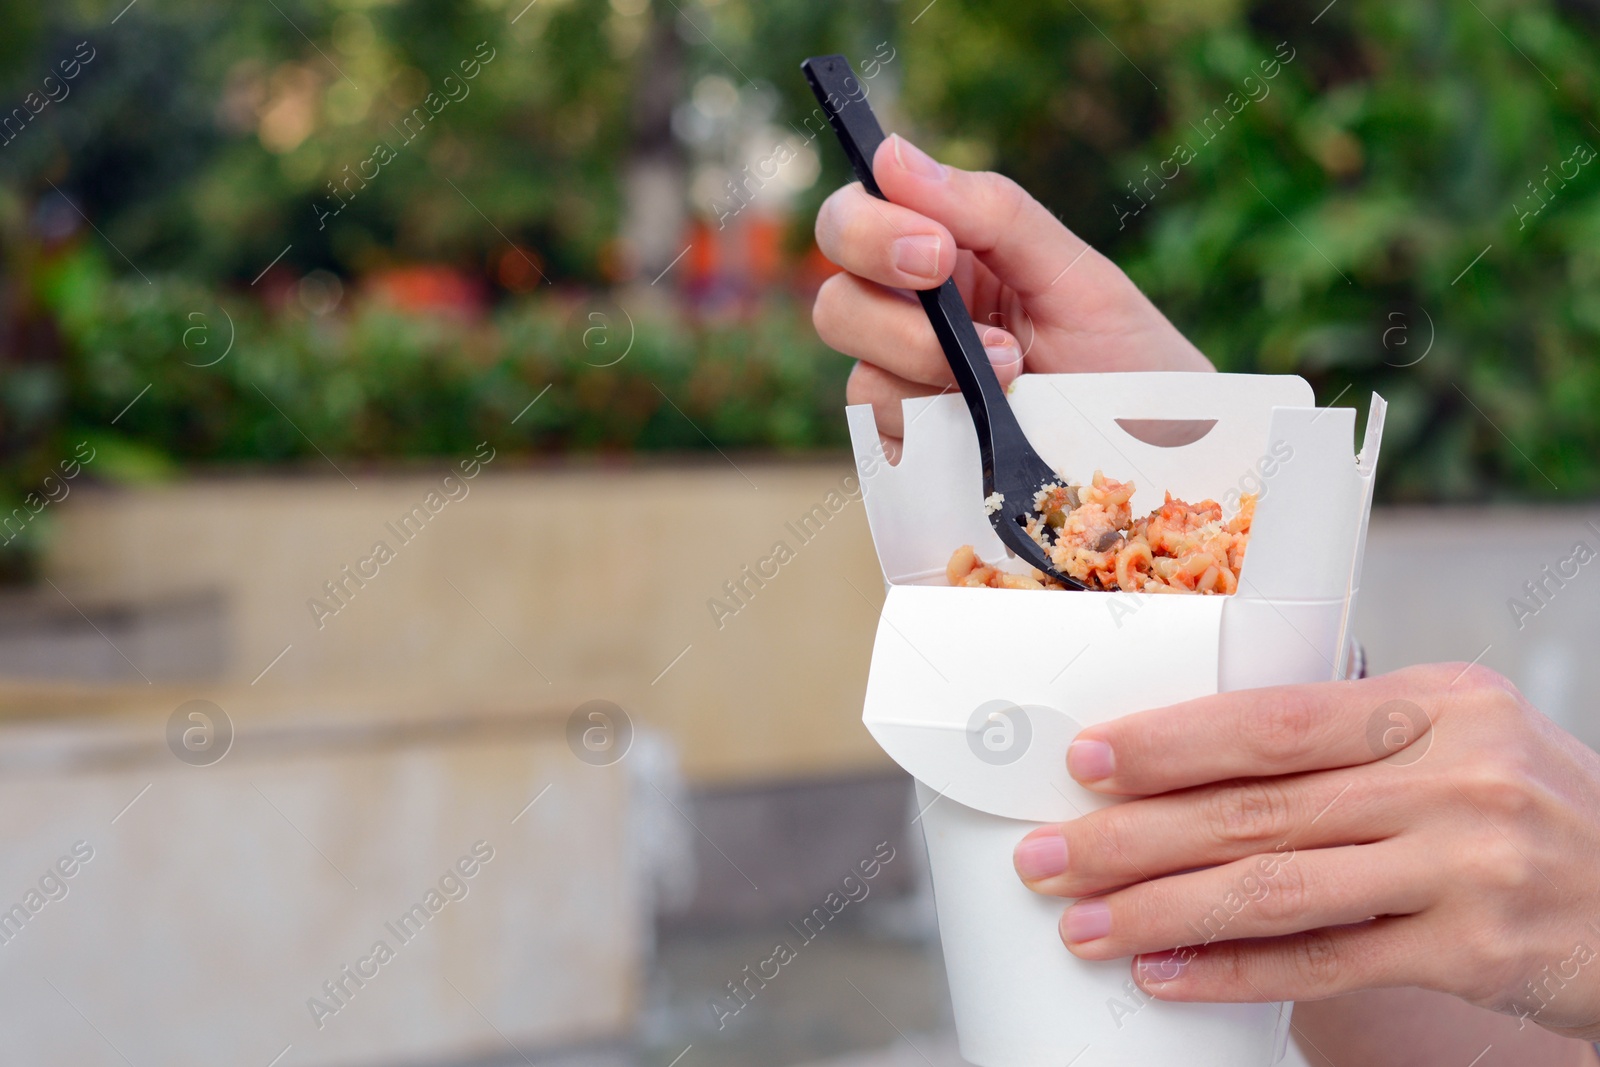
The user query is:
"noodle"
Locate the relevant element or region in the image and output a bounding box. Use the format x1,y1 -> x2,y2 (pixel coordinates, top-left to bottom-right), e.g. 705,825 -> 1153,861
948,471 -> 1254,595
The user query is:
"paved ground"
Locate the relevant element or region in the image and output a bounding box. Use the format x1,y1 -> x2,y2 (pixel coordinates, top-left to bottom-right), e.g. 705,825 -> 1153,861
409,922 -> 953,1067
437,922 -> 1312,1067
409,786 -> 1316,1067
636,924 -> 953,1067
784,1033 -> 967,1067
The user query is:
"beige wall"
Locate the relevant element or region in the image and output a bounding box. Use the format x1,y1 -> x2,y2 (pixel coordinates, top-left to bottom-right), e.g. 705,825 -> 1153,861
42,467 -> 1600,782
42,460 -> 892,786
0,688 -> 639,1066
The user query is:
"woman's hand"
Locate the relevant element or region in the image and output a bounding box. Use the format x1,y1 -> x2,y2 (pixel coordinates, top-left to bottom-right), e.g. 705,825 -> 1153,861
811,135 -> 1212,447
1012,662 -> 1600,1046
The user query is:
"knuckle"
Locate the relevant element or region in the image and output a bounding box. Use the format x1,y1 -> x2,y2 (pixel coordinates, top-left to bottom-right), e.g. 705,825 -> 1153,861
1458,662 -> 1519,699
1406,661 -> 1462,689
811,274 -> 853,348
1206,780 -> 1292,847
822,201 -> 872,266
1453,935 -> 1523,1001
1449,963 -> 1498,1004
1456,754 -> 1539,821
1463,832 -> 1538,892
979,171 -> 1030,242
1064,812 -> 1131,892
1420,661 -> 1524,709
816,184 -> 863,253
1250,695 -> 1321,765
844,360 -> 881,405
1288,929 -> 1343,987
980,169 -> 1024,205
1454,970 -> 1508,1007
843,375 -> 867,408
1205,941 -> 1252,992
1255,857 -> 1309,922
1469,933 -> 1522,979
813,190 -> 839,246
850,200 -> 895,261
895,301 -> 938,358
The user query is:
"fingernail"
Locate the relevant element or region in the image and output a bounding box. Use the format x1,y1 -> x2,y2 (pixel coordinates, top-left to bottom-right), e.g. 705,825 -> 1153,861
1136,950 -> 1190,985
892,134 -> 946,181
1068,739 -> 1114,782
984,330 -> 1021,373
1014,831 -> 1068,881
891,234 -> 943,281
1061,899 -> 1112,943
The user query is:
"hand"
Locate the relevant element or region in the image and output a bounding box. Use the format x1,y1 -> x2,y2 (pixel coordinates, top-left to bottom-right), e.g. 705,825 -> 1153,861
811,134 -> 1212,448
1011,662 -> 1600,1042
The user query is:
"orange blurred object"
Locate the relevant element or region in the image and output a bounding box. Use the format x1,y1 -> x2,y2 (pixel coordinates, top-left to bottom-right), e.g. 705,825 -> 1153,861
685,219 -> 720,288
364,265 -> 489,317
494,244 -> 547,292
595,238 -> 629,284
745,216 -> 784,285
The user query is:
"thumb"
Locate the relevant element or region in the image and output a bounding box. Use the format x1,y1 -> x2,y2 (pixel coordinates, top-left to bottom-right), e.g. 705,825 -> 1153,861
981,325 -> 1024,384
871,134 -> 1115,303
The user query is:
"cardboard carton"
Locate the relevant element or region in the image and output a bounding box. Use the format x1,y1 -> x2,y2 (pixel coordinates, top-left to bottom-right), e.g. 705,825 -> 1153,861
849,373 -> 1385,1067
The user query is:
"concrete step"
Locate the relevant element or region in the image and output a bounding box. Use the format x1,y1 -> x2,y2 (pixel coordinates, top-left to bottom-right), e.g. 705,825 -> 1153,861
0,586 -> 227,682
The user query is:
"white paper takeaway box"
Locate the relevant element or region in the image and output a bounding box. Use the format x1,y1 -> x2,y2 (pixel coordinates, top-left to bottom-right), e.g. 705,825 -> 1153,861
847,373 -> 1385,1067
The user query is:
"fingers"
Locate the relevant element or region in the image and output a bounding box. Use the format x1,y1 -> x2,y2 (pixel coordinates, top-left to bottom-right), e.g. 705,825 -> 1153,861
1015,769 -> 1412,899
870,133 -> 1115,301
1067,673 -> 1439,796
820,135 -> 1099,300
814,272 -> 1024,390
1130,917 -> 1426,1004
815,181 -> 956,289
1056,842 -> 1432,962
845,361 -> 945,440
866,134 -> 1213,373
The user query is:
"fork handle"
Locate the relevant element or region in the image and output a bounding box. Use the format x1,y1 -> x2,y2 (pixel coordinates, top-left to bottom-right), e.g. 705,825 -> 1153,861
801,55 -> 1027,468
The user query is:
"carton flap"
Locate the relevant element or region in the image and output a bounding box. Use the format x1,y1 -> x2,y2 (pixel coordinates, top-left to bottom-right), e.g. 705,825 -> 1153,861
850,373 -> 1318,585
1334,393 -> 1388,676
864,585 -> 1224,822
1234,405 -> 1362,599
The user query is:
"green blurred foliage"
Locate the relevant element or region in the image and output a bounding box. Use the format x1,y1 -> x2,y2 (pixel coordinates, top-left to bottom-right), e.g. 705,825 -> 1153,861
900,0 -> 1600,502
0,0 -> 1597,582
0,0 -> 635,282
46,245 -> 848,462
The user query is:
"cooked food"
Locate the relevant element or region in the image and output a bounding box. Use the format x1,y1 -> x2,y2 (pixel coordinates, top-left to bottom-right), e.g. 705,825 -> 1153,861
947,472 -> 1253,594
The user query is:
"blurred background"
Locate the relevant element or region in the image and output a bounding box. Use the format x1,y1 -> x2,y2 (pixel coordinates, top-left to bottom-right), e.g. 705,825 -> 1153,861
1,0 -> 1597,1064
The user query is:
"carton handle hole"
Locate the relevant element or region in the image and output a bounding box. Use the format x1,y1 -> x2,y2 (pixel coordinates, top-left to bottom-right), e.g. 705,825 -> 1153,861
1114,418 -> 1218,447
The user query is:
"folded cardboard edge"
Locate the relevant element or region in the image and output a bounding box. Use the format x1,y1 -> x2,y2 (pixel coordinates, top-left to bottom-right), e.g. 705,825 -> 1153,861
863,584 -> 1227,822
1333,393 -> 1389,679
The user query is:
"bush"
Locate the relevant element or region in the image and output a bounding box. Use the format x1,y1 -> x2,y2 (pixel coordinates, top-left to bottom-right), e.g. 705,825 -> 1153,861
49,269 -> 850,463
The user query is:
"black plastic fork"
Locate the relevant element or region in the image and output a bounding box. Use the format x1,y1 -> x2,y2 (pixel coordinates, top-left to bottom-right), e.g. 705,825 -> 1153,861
802,53 -> 1086,590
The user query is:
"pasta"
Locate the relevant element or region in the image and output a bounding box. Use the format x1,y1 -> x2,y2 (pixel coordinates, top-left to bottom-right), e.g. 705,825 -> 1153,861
947,471 -> 1254,594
